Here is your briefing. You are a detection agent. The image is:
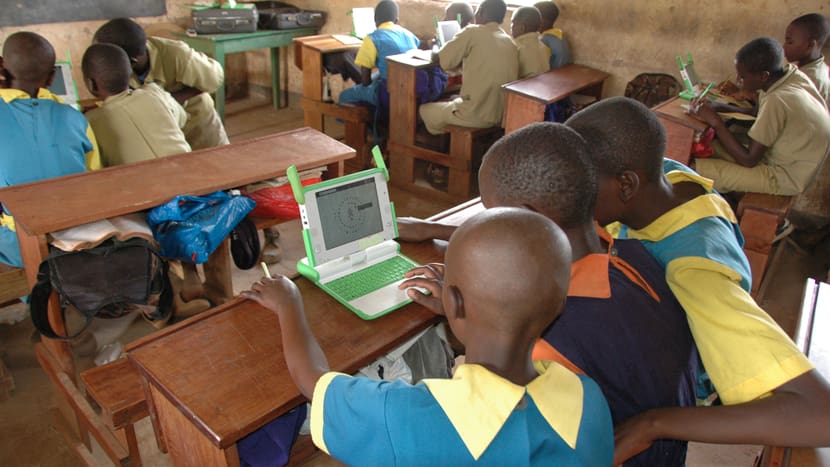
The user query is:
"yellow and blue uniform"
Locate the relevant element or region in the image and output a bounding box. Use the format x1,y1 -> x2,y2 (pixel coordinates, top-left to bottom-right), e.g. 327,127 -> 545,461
311,362 -> 613,466
619,159 -> 814,405
0,88 -> 100,267
540,28 -> 571,69
534,227 -> 697,466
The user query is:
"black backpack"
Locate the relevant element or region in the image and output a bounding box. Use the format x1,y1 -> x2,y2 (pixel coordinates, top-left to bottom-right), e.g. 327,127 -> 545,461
30,238 -> 173,340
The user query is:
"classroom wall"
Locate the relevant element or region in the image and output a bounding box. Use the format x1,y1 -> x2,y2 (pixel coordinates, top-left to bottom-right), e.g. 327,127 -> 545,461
1,0 -> 827,100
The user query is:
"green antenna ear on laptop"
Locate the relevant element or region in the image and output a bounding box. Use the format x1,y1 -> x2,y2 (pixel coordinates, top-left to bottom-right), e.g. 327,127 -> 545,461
287,165 -> 304,204
372,146 -> 389,181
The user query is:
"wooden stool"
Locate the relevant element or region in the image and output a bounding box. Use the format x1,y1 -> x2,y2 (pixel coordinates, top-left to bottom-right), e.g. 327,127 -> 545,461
737,193 -> 794,299
80,358 -> 156,467
391,125 -> 503,203
300,98 -> 372,170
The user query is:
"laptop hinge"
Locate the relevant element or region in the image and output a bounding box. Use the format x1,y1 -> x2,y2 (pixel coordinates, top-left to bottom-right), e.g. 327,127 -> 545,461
316,240 -> 399,282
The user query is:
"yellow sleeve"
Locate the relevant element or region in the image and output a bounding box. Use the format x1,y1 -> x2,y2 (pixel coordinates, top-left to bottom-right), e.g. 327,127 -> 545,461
85,124 -> 102,171
666,257 -> 813,405
354,36 -> 377,70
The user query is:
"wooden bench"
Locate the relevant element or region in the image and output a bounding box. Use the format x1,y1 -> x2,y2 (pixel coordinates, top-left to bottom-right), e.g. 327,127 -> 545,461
299,98 -> 373,170
737,193 -> 794,299
80,358 -> 155,467
0,263 -> 29,305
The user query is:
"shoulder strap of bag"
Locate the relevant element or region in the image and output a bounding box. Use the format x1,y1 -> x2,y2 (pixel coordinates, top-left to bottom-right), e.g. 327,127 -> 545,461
29,258 -> 93,340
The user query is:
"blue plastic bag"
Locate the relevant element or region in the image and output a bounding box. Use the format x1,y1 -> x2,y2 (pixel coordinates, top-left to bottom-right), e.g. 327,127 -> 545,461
147,191 -> 255,264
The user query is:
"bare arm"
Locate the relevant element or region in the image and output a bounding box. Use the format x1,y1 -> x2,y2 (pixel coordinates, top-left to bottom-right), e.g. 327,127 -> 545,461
615,370 -> 830,464
242,276 -> 329,400
170,86 -> 202,105
397,217 -> 457,242
360,67 -> 372,86
693,102 -> 767,167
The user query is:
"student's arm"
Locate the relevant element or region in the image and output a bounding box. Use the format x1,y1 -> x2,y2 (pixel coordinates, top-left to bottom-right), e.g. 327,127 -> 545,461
173,40 -> 225,94
170,86 -> 202,106
242,276 -> 330,400
614,370 -> 830,464
437,26 -> 471,71
398,263 -> 446,316
397,217 -> 457,242
353,36 -> 378,86
694,102 -> 767,167
359,67 -> 373,86
706,101 -> 758,116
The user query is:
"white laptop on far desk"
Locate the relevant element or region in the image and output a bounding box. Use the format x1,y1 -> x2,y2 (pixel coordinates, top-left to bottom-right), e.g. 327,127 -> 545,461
289,148 -> 421,320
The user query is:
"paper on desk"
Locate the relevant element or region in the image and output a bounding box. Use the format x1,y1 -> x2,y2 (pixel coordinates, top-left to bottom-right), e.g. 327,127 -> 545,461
333,34 -> 362,45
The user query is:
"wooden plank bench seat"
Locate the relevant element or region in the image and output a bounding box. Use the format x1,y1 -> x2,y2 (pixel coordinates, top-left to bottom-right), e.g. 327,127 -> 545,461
300,98 -> 373,170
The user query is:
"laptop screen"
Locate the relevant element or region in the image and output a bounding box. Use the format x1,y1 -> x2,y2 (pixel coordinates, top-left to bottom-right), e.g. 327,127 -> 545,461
316,177 -> 383,250
49,67 -> 67,94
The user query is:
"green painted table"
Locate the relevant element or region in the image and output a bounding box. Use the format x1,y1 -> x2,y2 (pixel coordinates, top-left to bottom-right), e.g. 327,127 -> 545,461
175,28 -> 317,120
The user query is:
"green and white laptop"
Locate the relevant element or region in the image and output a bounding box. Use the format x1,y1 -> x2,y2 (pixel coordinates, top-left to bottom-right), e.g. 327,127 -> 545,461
288,148 -> 419,320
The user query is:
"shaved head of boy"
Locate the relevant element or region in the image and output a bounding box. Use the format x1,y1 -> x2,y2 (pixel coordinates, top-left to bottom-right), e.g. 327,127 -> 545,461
82,43 -> 132,99
784,13 -> 830,65
374,0 -> 399,26
443,207 -> 571,368
93,18 -> 149,75
444,2 -> 475,28
475,0 -> 508,25
1,32 -> 56,96
511,6 -> 543,39
534,1 -> 560,31
566,96 -> 667,227
734,37 -> 786,92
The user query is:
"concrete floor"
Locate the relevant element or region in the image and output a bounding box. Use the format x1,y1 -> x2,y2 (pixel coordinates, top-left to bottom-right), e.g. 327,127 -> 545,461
0,94 -> 828,467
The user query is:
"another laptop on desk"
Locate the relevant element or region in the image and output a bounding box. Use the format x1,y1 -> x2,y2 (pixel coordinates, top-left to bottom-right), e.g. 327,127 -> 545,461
288,148 -> 421,320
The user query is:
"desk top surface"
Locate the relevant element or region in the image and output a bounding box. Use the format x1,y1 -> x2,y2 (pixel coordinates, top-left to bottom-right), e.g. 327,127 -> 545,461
501,64 -> 610,104
0,127 -> 354,236
293,34 -> 362,53
652,96 -> 709,132
176,28 -> 317,43
387,51 -> 442,70
127,199 -> 483,449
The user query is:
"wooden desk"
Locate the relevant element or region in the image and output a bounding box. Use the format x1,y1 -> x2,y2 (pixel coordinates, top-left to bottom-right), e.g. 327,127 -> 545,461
127,199 -> 484,466
501,64 -> 610,134
760,279 -> 830,467
652,97 -> 708,166
175,28 -> 318,120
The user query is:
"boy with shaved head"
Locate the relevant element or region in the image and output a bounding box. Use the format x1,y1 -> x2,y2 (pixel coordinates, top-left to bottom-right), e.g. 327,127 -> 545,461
511,6 -> 550,78
443,2 -> 475,28
0,32 -> 101,267
243,208 -> 613,465
784,13 -> 830,103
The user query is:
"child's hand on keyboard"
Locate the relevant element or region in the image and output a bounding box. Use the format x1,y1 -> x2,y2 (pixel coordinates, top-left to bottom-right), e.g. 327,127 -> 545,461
399,263 -> 445,316
242,275 -> 303,317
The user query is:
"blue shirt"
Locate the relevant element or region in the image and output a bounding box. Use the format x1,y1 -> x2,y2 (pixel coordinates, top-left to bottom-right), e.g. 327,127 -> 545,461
540,28 -> 572,69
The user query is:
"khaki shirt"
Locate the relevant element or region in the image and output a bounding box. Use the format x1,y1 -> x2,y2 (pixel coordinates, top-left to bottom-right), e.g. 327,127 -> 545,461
438,22 -> 518,126
130,36 -> 224,94
798,56 -> 829,106
748,64 -> 830,194
515,32 -> 550,78
86,83 -> 191,167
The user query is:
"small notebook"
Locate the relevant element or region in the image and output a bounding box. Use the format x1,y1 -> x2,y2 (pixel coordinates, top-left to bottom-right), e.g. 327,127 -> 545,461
288,149 -> 419,320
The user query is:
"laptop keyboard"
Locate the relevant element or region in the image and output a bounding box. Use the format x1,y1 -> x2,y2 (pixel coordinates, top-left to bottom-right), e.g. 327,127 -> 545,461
325,256 -> 415,302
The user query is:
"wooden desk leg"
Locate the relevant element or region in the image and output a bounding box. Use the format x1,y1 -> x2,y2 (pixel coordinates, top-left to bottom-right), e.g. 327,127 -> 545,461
502,93 -> 545,135
301,45 -> 325,130
203,239 -> 234,306
270,46 -> 281,110
326,160 -> 345,179
135,363 -> 168,454
582,82 -> 605,102
214,46 -> 227,122
387,60 -> 418,148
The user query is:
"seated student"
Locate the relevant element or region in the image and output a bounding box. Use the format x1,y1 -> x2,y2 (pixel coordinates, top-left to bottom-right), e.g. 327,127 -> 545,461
419,0 -> 518,134
511,6 -> 550,78
535,1 -> 571,69
0,32 -> 101,268
443,2 -> 475,28
82,43 -> 191,167
693,37 -> 830,196
242,208 -> 613,466
93,18 -> 229,150
399,123 -> 698,466
784,13 -> 830,105
564,97 -> 830,464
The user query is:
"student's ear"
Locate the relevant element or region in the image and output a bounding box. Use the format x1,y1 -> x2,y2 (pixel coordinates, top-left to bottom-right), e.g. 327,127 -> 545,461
84,76 -> 98,96
759,70 -> 771,85
445,285 -> 465,320
617,170 -> 641,203
45,66 -> 56,88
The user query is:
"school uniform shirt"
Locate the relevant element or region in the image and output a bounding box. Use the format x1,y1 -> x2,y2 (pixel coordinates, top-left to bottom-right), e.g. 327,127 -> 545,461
354,22 -> 420,80
131,36 -> 229,150
436,22 -> 519,127
540,28 -> 572,69
515,32 -> 551,78
533,226 -> 697,467
311,361 -> 613,466
86,83 -> 191,167
0,88 -> 101,266
747,64 -> 830,194
618,159 -> 814,405
798,56 -> 829,107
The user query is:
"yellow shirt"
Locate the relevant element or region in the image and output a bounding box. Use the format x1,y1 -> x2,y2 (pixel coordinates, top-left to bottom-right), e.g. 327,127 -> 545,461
798,56 -> 829,106
748,64 -> 830,195
514,32 -> 550,78
438,22 -> 519,126
86,83 -> 191,167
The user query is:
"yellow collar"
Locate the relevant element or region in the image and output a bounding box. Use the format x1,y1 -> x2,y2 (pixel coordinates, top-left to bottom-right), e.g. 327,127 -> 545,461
542,28 -> 563,39
0,87 -> 63,104
625,170 -> 736,242
422,361 -> 584,460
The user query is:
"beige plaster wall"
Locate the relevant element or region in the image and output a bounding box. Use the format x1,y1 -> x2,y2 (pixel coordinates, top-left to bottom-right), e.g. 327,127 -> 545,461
2,1 -> 828,100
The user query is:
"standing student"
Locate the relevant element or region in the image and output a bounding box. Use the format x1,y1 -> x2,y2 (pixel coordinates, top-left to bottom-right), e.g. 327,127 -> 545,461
511,6 -> 551,78
0,32 -> 101,267
783,13 -> 830,105
419,0 -> 518,134
535,1 -> 572,69
243,208 -> 613,465
93,18 -> 229,150
564,97 -> 830,464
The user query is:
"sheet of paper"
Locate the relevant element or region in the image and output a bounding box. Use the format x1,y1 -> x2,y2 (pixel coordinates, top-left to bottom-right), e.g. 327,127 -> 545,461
333,34 -> 362,45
